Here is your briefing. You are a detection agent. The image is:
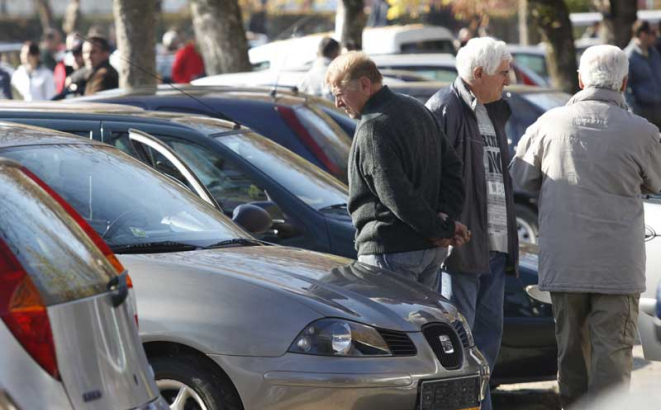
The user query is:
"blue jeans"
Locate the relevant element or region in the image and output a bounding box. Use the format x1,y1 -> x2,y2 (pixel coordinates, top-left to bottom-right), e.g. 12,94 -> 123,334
439,251 -> 507,410
358,247 -> 448,290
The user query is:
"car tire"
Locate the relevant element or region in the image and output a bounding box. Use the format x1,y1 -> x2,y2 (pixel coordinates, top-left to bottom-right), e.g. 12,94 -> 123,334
515,204 -> 538,244
151,355 -> 243,410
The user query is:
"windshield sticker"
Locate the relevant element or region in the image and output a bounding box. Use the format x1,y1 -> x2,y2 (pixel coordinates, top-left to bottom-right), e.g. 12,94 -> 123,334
129,227 -> 148,238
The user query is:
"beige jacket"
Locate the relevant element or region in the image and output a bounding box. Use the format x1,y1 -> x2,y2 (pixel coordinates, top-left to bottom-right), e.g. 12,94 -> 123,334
510,87 -> 661,294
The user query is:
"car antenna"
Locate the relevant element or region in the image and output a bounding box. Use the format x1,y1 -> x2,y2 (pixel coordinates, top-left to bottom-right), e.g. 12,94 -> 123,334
76,33 -> 242,130
269,16 -> 313,100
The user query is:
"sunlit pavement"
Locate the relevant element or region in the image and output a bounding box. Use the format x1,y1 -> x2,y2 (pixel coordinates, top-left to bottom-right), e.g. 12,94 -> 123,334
491,344 -> 661,410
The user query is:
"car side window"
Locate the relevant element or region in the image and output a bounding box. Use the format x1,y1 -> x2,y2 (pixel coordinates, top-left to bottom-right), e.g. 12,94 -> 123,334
160,138 -> 268,214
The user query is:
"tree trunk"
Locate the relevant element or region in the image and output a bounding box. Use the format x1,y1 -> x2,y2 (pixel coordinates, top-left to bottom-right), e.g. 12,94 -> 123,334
190,0 -> 251,75
335,0 -> 365,50
528,0 -> 579,94
62,0 -> 81,35
33,0 -> 55,32
113,0 -> 157,90
593,0 -> 638,48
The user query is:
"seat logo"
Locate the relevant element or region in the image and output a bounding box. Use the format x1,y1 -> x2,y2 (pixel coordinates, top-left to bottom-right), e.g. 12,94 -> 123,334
439,335 -> 454,354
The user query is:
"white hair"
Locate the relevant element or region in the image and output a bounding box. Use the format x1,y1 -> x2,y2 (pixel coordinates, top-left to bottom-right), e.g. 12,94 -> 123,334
578,45 -> 629,91
456,37 -> 512,82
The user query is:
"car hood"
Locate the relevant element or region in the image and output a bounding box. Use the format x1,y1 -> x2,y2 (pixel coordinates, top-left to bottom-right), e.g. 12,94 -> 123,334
125,245 -> 460,332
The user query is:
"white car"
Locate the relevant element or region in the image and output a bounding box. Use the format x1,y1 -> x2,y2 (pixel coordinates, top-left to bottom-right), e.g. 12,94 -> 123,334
248,24 -> 456,71
640,199 -> 661,360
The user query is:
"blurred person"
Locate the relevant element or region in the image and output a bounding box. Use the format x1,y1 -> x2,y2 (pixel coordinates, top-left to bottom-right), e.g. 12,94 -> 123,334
366,0 -> 389,27
157,29 -> 181,83
325,51 -> 468,290
53,33 -> 84,94
455,27 -> 473,49
511,45 -> 661,408
624,20 -> 661,127
298,37 -> 340,99
171,35 -> 204,84
52,35 -> 88,100
40,28 -> 63,71
425,37 -> 519,410
11,41 -> 55,101
82,36 -> 119,96
0,66 -> 11,99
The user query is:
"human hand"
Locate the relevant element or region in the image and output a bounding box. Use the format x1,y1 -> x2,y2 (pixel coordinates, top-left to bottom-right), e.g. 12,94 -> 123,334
452,222 -> 471,247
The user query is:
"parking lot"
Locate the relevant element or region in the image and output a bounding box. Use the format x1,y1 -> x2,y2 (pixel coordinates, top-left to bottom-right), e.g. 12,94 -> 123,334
492,344 -> 661,410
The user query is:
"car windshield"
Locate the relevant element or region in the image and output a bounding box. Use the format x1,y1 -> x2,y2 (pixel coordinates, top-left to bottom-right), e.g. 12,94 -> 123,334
520,91 -> 570,112
216,133 -> 349,211
1,144 -> 247,251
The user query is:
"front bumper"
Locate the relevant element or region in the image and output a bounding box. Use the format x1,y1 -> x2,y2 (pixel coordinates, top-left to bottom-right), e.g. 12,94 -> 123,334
209,332 -> 489,410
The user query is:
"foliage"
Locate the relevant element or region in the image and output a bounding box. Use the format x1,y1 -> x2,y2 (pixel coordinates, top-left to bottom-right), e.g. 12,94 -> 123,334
386,0 -> 518,21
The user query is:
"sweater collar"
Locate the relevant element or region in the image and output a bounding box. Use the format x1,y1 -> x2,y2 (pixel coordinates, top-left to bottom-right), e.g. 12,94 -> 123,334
361,85 -> 395,116
567,87 -> 627,110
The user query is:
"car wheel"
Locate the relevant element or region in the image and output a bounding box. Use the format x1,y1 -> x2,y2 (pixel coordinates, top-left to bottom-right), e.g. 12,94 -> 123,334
152,356 -> 242,410
515,204 -> 538,244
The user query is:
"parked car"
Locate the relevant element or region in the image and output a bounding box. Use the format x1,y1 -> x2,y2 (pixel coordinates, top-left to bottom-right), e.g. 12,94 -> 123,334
0,117 -> 489,410
195,53 -> 547,89
72,86 -> 354,183
0,102 -> 558,385
249,24 -> 456,71
637,199 -> 661,360
0,156 -> 167,410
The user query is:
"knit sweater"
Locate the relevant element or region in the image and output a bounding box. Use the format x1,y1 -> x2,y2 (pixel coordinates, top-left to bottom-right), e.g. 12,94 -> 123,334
348,86 -> 464,256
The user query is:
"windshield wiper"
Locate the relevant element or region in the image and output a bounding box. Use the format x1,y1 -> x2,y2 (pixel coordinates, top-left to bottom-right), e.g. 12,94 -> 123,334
110,241 -> 198,254
318,203 -> 347,212
204,238 -> 265,249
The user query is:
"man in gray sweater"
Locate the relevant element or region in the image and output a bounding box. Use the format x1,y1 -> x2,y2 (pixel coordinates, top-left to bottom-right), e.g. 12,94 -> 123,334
325,51 -> 469,290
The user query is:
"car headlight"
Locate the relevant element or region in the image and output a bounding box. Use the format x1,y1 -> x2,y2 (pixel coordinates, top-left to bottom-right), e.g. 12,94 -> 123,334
455,312 -> 475,347
289,319 -> 393,356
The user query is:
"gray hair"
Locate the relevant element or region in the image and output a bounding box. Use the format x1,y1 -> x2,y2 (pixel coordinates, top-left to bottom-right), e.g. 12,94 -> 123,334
578,45 -> 629,91
456,37 -> 512,82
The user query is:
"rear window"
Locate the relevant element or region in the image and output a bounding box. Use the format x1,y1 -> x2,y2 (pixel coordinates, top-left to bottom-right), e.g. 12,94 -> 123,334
400,40 -> 456,55
0,166 -> 116,305
293,104 -> 351,182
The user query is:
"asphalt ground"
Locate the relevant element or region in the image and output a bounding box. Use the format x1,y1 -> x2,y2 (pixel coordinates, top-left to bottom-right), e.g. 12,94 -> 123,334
491,344 -> 661,410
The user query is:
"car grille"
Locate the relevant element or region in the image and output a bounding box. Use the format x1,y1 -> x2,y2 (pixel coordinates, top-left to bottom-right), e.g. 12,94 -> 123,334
452,320 -> 471,349
378,328 -> 417,356
422,323 -> 463,370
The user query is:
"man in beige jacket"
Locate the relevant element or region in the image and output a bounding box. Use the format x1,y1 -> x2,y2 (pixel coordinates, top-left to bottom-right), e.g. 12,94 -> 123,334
510,45 -> 661,408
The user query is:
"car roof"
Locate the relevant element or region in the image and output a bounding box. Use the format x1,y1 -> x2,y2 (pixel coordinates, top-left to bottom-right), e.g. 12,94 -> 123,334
0,120 -> 107,149
370,53 -> 456,67
388,80 -> 560,94
0,101 -> 239,134
0,100 -> 146,114
71,84 -> 310,106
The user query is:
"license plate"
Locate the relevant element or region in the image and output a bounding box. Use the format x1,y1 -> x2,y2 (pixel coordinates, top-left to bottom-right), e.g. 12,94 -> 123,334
418,375 -> 480,410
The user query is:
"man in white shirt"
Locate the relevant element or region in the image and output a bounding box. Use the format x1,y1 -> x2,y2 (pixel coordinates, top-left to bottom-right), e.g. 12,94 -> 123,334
11,41 -> 55,101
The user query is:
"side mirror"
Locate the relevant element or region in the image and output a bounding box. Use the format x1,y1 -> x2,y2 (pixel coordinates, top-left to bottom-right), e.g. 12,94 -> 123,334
232,203 -> 272,235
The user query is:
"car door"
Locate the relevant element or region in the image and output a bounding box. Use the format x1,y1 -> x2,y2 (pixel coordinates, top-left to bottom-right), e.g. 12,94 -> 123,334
640,200 -> 661,360
120,126 -> 332,252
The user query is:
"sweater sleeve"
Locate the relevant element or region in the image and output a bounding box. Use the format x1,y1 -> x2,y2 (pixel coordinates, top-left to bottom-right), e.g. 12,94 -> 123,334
437,126 -> 465,220
359,121 -> 455,240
